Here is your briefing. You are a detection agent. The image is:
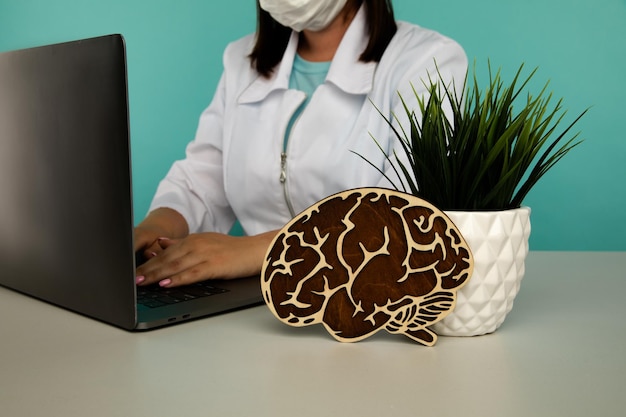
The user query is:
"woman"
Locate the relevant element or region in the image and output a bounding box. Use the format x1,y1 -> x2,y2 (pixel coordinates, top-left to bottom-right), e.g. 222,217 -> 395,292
134,0 -> 467,288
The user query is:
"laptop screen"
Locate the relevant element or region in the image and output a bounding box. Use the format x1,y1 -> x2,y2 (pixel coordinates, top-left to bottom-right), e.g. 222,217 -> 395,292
0,35 -> 137,328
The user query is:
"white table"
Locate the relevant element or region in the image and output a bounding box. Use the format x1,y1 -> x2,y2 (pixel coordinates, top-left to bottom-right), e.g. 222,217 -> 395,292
1,252 -> 624,417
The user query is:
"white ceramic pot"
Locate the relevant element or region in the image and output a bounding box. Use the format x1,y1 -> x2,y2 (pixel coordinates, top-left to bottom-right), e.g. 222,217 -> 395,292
431,207 -> 531,336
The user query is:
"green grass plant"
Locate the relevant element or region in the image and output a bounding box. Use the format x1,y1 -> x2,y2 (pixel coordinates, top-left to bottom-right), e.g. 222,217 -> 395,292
360,63 -> 588,211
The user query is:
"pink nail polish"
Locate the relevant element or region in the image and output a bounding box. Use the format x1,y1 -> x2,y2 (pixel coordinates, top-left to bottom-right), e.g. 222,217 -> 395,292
135,276 -> 146,284
159,279 -> 172,287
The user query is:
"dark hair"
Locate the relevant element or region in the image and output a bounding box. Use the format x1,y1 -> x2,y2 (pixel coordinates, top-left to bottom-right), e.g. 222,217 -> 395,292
249,0 -> 397,78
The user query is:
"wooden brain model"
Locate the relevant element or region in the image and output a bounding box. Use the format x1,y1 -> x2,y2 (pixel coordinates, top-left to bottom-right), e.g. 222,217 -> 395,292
261,188 -> 473,346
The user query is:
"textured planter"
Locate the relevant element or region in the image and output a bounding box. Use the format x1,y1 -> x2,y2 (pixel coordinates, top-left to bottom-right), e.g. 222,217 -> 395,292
431,207 -> 531,336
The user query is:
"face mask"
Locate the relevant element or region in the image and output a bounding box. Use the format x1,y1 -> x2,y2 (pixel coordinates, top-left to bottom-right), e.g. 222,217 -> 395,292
259,0 -> 349,32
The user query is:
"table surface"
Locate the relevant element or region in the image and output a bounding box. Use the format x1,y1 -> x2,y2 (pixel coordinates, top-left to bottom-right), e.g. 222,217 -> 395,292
1,251 -> 625,417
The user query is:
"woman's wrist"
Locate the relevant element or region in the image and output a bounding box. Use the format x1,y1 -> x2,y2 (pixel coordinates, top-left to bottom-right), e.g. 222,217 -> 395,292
241,230 -> 280,276
139,207 -> 189,239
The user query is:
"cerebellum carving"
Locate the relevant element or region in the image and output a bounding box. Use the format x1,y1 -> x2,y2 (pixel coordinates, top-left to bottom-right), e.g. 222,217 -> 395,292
261,188 -> 473,346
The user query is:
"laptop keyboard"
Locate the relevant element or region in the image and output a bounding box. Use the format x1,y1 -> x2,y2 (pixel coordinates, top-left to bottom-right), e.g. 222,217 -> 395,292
137,281 -> 230,309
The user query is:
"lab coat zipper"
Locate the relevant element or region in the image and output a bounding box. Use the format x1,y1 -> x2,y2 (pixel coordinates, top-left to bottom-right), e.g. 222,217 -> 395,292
280,152 -> 296,218
280,93 -> 306,219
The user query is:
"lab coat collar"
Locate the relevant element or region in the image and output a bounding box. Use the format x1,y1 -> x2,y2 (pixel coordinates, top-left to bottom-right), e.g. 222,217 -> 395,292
326,5 -> 376,95
238,5 -> 376,104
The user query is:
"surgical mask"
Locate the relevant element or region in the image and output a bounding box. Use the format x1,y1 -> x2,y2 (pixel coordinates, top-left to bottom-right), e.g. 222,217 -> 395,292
259,0 -> 349,32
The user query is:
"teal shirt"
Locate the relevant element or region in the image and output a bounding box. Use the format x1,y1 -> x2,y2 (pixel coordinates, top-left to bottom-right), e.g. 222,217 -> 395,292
284,54 -> 331,151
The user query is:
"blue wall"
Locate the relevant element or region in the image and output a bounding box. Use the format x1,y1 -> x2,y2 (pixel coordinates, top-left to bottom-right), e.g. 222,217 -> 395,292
1,0 -> 624,251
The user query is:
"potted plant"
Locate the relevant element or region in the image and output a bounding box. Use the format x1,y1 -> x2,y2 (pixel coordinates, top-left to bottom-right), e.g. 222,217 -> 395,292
361,63 -> 587,336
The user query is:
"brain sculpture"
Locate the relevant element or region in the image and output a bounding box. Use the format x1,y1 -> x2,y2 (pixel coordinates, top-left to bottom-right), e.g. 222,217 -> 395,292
261,188 -> 473,346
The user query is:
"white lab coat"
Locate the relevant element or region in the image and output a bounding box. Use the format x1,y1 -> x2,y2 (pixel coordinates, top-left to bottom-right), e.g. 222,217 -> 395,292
150,6 -> 467,236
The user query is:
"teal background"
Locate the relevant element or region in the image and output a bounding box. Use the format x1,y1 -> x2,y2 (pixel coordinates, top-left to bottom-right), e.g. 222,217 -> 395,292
1,0 -> 624,251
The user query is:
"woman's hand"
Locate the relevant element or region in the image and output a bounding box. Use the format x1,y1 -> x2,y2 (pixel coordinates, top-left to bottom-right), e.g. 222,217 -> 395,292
135,231 -> 277,288
134,207 -> 189,258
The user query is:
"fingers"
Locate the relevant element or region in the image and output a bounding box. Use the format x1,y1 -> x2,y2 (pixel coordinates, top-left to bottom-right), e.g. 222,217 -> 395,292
156,237 -> 175,249
133,227 -> 161,253
141,238 -> 168,260
147,266 -> 208,288
134,232 -> 273,288
136,238 -> 210,288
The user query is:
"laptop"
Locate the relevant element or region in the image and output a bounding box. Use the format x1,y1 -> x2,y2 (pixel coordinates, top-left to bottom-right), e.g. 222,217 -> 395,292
0,34 -> 263,330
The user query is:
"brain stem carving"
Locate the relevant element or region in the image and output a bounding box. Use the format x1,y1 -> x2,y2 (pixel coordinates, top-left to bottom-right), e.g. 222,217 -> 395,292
261,188 -> 473,346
